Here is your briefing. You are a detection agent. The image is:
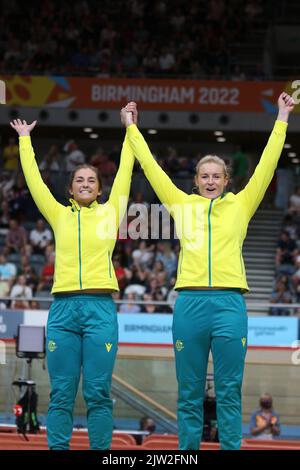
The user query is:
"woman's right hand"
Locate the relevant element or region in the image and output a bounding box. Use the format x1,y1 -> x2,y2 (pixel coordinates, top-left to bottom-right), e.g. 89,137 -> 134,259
10,119 -> 37,136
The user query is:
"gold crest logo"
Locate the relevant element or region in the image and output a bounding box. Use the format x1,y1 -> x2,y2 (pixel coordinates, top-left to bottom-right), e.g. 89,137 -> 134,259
175,340 -> 184,352
48,340 -> 57,353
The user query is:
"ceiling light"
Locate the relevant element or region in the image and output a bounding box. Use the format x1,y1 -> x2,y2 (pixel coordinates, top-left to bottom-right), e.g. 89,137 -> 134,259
292,158 -> 300,164
217,137 -> 226,142
284,143 -> 291,149
288,152 -> 297,158
84,127 -> 93,133
148,129 -> 158,134
214,131 -> 223,136
89,133 -> 99,139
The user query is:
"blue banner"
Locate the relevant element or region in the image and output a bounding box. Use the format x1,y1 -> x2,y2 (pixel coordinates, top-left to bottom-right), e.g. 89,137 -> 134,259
248,317 -> 298,347
0,310 -> 299,348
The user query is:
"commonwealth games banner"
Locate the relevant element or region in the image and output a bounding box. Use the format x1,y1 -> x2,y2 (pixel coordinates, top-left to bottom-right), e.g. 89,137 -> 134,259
1,75 -> 300,113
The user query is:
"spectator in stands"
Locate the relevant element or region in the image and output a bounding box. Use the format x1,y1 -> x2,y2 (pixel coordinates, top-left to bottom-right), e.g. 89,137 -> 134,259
269,279 -> 292,316
158,46 -> 176,74
10,274 -> 33,309
275,230 -> 298,274
250,393 -> 280,439
231,145 -> 248,192
5,219 -> 27,254
29,300 -> 41,309
2,137 -> 19,170
90,147 -> 116,178
29,219 -> 53,255
164,146 -> 180,174
282,214 -> 298,241
0,171 -> 15,200
45,242 -> 55,260
135,416 -> 156,444
128,190 -> 150,212
142,293 -> 160,314
155,242 -> 177,280
152,260 -> 167,280
123,93 -> 294,450
36,253 -> 55,292
0,199 -> 11,230
64,140 -> 85,171
119,292 -> 141,313
288,187 -> 300,216
18,254 -> 38,293
0,252 -> 17,297
145,276 -> 167,302
129,261 -> 149,286
132,241 -> 155,269
8,174 -> 31,222
291,256 -> 300,305
112,255 -> 131,294
39,145 -> 60,172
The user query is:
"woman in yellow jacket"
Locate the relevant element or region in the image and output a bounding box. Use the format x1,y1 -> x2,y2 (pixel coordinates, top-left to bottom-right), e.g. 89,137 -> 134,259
10,116 -> 135,450
122,93 -> 294,450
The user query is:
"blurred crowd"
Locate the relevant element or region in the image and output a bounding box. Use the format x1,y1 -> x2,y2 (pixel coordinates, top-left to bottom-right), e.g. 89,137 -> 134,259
271,187 -> 300,316
0,0 -> 266,79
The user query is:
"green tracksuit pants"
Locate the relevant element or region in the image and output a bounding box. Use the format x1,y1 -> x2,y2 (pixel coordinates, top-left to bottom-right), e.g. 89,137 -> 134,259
46,294 -> 118,450
172,289 -> 248,450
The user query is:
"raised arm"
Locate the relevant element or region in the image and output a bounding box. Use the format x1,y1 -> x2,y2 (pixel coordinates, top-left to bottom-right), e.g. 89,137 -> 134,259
108,117 -> 135,227
122,102 -> 186,209
237,93 -> 295,221
10,119 -> 61,228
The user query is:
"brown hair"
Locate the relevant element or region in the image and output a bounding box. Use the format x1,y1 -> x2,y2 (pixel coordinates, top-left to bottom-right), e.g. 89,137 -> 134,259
67,164 -> 102,201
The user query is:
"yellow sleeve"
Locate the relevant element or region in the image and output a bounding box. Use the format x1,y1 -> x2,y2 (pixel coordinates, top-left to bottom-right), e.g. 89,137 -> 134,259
108,134 -> 135,226
237,120 -> 287,221
126,124 -> 186,208
19,136 -> 62,228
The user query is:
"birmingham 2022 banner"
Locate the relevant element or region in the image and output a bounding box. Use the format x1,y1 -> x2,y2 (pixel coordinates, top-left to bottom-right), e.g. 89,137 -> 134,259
1,75 -> 300,113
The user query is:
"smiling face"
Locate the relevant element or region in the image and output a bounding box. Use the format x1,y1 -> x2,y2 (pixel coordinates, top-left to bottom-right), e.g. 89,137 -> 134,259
195,162 -> 228,199
69,167 -> 101,207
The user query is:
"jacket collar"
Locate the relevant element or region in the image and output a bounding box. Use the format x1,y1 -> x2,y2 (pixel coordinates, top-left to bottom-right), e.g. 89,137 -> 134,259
69,198 -> 98,211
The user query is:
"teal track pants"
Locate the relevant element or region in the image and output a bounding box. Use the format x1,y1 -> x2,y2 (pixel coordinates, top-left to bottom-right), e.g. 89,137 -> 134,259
46,294 -> 118,450
172,290 -> 248,450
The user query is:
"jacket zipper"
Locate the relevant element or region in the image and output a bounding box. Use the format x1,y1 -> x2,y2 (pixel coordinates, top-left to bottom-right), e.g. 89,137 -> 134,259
208,200 -> 214,287
78,210 -> 82,289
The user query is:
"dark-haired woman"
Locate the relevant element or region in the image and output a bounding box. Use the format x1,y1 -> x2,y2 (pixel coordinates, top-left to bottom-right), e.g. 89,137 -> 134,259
10,117 -> 134,450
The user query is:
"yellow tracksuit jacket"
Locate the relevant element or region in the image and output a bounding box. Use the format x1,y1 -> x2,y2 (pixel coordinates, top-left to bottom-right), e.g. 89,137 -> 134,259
19,135 -> 134,293
126,121 -> 287,292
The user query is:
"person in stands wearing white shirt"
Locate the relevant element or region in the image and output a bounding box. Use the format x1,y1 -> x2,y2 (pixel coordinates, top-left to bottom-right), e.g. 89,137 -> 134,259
10,274 -> 32,309
288,187 -> 300,216
29,219 -> 53,254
